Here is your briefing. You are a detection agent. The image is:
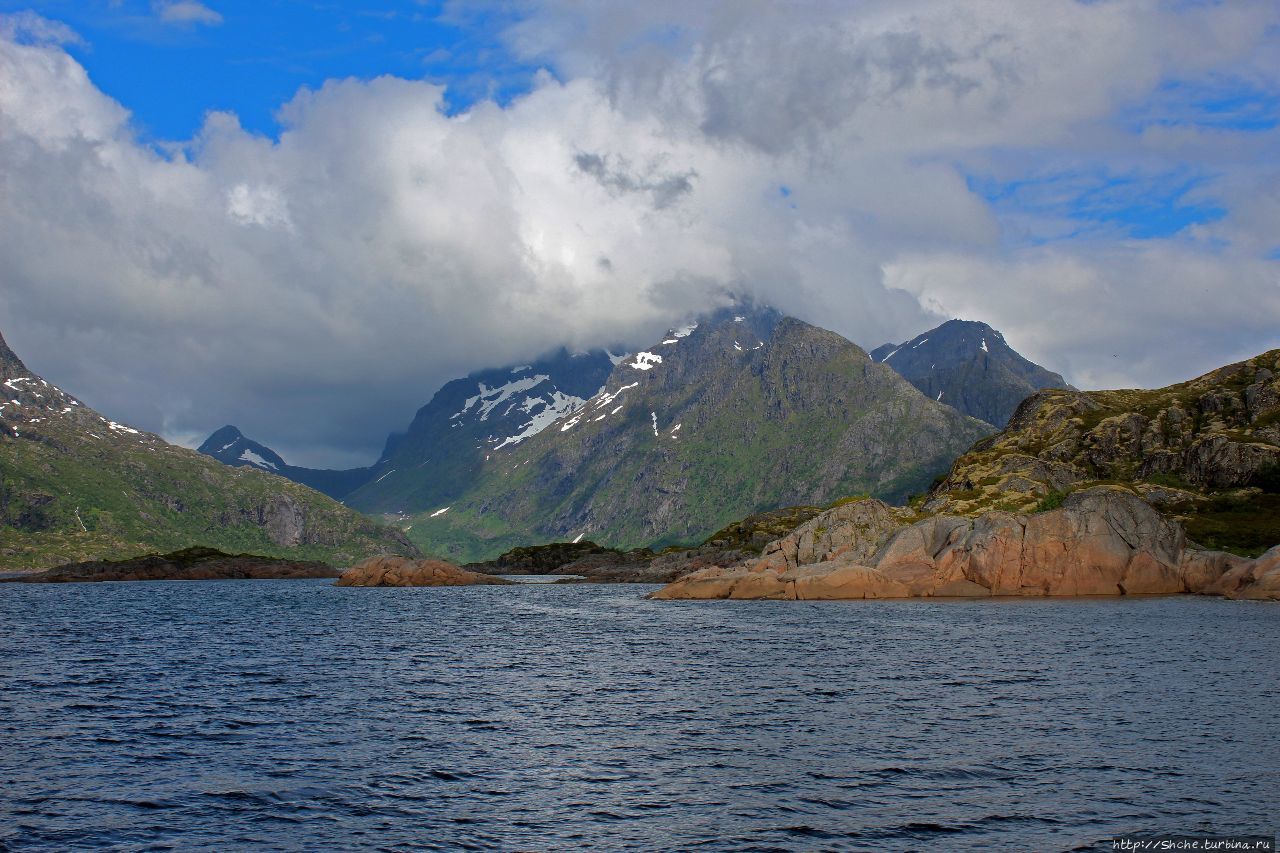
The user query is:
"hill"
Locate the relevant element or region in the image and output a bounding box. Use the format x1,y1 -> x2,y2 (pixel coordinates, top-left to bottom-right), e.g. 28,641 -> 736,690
0,330 -> 418,571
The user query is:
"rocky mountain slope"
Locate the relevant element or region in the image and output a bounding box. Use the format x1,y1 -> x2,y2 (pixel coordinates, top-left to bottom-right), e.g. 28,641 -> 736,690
871,319 -> 1069,427
199,348 -> 619,505
342,347 -> 617,512
198,425 -> 373,500
927,349 -> 1280,556
390,306 -> 991,562
0,330 -> 418,571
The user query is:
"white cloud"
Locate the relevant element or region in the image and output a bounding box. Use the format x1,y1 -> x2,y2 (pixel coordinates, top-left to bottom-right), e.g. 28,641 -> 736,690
0,10 -> 83,46
152,1 -> 223,28
0,4 -> 1277,465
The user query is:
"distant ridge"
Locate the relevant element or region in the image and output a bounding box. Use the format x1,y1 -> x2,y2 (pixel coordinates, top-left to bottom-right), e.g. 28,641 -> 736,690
197,425 -> 374,500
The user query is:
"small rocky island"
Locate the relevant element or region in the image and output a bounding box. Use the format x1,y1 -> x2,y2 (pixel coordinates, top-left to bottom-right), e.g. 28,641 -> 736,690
336,555 -> 512,587
1,547 -> 341,583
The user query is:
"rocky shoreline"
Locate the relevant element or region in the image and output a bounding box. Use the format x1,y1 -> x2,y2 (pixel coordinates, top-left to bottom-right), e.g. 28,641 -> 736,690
651,488 -> 1280,601
0,547 -> 341,583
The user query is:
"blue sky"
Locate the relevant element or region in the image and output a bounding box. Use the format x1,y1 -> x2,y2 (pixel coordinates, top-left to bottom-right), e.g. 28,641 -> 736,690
4,0 -> 1270,248
0,1 -> 540,140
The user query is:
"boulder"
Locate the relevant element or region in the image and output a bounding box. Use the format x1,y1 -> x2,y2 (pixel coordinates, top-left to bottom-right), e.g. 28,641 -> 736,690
336,555 -> 512,587
1208,545 -> 1280,600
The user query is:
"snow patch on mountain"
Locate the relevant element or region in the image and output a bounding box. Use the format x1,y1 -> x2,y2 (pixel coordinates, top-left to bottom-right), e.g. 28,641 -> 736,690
629,352 -> 663,371
593,382 -> 638,411
453,374 -> 550,421
495,389 -> 591,449
238,448 -> 277,470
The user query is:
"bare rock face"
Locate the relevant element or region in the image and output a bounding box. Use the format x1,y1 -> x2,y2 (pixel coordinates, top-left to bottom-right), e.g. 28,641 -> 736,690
1205,545 -> 1280,600
652,488 -> 1279,601
265,495 -> 306,547
336,555 -> 512,587
755,498 -> 913,571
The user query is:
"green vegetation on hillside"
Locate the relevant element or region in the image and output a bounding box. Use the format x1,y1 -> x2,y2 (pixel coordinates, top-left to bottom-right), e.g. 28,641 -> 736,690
0,331 -> 417,572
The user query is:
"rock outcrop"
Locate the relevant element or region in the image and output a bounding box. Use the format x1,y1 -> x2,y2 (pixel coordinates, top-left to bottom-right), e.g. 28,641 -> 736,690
0,547 -> 340,583
924,349 -> 1280,558
652,488 -> 1278,601
336,555 -> 512,587
931,351 -> 1279,510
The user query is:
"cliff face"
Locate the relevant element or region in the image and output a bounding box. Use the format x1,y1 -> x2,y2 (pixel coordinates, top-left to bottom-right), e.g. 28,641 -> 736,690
0,329 -> 419,571
926,350 -> 1280,556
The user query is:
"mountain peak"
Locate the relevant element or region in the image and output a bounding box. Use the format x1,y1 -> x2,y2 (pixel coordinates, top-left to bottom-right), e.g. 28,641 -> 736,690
0,329 -> 32,380
198,424 -> 244,453
357,309 -> 989,561
871,319 -> 1068,427
196,424 -> 288,473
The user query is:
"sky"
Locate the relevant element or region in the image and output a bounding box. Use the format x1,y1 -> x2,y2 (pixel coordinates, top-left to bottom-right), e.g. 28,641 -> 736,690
0,1 -> 1278,467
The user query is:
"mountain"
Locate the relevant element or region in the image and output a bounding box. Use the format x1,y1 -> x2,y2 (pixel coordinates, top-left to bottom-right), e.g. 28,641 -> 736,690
369,306 -> 992,562
197,425 -> 373,500
0,329 -> 418,571
343,346 -> 617,513
870,319 -> 1069,427
927,348 -> 1280,556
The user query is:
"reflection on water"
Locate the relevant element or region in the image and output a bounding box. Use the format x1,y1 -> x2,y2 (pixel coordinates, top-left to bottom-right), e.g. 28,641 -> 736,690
0,581 -> 1276,851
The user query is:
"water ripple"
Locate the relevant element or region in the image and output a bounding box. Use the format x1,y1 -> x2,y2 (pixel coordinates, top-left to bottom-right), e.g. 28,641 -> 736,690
1,582 -> 1277,851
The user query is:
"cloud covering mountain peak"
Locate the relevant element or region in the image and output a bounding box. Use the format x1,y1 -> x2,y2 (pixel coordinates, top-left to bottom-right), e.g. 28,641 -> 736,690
0,3 -> 1277,465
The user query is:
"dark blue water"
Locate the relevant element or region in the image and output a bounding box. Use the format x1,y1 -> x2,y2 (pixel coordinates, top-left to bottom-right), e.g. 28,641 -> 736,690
1,582 -> 1276,851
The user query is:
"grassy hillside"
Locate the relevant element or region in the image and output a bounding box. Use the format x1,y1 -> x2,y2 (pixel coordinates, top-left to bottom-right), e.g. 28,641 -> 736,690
0,331 -> 418,571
